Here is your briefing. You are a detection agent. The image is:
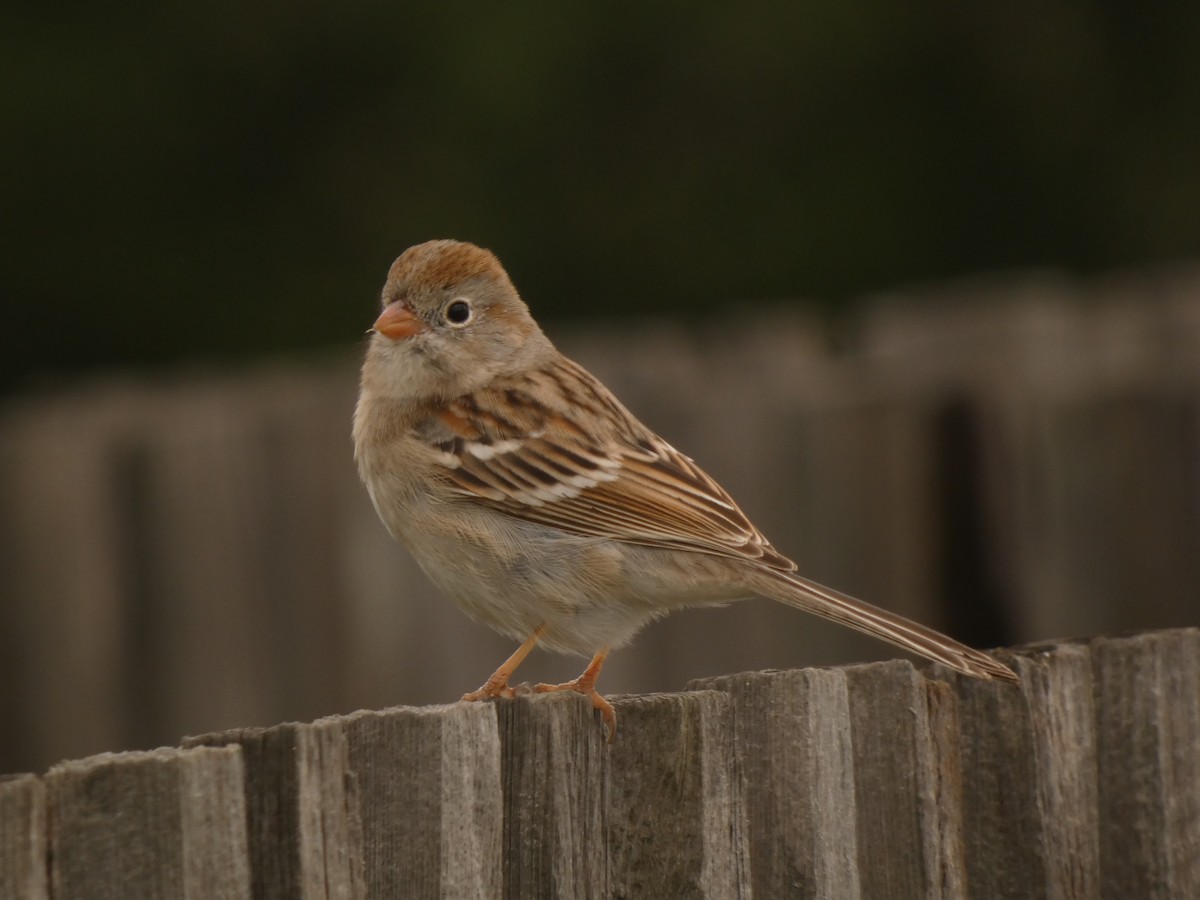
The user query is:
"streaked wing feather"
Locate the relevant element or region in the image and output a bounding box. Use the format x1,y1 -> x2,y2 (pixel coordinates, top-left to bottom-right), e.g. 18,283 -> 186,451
426,358 -> 796,571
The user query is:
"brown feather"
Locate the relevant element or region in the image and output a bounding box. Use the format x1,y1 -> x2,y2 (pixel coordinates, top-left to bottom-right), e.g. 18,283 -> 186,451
422,357 -> 797,570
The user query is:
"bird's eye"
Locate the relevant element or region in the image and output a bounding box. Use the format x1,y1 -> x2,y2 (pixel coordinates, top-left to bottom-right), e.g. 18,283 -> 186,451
445,299 -> 472,325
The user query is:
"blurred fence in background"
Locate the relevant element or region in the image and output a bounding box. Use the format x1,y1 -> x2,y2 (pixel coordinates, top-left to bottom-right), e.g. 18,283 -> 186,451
3,265 -> 1200,775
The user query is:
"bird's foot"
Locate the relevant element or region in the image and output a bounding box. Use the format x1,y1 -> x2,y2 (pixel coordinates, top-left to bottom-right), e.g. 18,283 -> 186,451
461,676 -> 518,703
461,626 -> 546,704
534,678 -> 617,741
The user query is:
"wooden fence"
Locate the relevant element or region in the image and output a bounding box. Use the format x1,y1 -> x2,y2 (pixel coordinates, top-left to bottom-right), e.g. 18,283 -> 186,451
2,266 -> 1200,778
2,628 -> 1196,899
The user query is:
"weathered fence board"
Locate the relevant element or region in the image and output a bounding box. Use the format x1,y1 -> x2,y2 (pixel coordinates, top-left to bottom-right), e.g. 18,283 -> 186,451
183,717 -> 366,899
340,704 -> 501,898
0,774 -> 48,900
692,666 -> 861,898
607,691 -> 747,898
950,656 -> 1049,899
496,693 -> 609,899
1012,643 -> 1100,900
1,628 -> 1199,898
843,661 -> 950,900
1093,630 -> 1200,899
46,745 -> 250,899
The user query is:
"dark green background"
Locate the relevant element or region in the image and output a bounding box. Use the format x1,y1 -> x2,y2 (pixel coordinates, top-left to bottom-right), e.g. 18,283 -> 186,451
4,3 -> 1199,392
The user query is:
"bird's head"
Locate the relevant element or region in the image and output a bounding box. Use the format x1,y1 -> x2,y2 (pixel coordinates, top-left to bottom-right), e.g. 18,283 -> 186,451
363,240 -> 550,402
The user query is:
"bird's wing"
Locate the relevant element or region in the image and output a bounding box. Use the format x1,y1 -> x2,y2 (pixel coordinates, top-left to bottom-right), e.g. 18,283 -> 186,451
417,356 -> 797,571
415,356 -> 1019,684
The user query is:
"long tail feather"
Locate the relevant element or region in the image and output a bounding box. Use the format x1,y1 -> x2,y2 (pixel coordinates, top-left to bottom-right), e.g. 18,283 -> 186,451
751,569 -> 1018,682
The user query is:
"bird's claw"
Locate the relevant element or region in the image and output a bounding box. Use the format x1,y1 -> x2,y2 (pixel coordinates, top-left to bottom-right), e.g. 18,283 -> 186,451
461,679 -> 518,702
535,679 -> 617,741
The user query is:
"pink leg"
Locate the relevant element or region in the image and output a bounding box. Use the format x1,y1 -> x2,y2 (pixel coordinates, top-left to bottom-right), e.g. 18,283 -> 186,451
461,624 -> 546,702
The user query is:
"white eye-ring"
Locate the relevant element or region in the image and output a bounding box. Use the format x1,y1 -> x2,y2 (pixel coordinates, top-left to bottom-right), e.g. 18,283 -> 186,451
444,298 -> 473,326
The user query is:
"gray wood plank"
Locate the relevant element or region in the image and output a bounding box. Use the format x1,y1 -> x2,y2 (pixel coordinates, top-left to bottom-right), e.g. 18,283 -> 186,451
691,667 -> 861,900
1013,643 -> 1100,900
339,702 -> 503,900
936,657 -> 1041,900
497,693 -> 609,900
47,745 -> 250,900
1159,629 -> 1200,898
946,658 -> 1047,900
185,717 -> 367,900
843,661 -> 947,900
607,691 -> 749,899
1092,628 -> 1200,900
296,717 -> 366,899
185,724 -> 303,899
178,747 -> 254,899
0,773 -> 49,900
923,679 -> 968,900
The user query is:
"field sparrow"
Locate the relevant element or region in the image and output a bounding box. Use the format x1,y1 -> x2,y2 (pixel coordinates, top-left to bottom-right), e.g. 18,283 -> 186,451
354,240 -> 1017,736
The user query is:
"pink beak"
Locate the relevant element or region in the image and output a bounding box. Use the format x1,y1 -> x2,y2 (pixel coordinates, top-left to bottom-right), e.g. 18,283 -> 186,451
372,301 -> 425,340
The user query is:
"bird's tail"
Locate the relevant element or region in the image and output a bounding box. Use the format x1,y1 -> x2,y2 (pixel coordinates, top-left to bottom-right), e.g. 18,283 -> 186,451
749,568 -> 1018,682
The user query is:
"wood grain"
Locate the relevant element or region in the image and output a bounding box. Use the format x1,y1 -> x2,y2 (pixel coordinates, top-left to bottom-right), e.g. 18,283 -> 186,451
2,629 -> 1197,897
46,745 -> 249,900
0,774 -> 48,900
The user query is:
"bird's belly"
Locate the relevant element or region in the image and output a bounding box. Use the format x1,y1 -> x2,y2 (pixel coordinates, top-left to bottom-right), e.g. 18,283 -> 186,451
395,508 -> 744,655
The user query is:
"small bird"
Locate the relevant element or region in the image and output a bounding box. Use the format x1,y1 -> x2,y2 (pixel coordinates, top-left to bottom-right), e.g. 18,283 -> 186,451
354,240 -> 1017,737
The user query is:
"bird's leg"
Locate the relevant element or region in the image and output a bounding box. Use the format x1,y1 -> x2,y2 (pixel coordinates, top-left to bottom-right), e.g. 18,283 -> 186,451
535,649 -> 616,740
461,624 -> 546,702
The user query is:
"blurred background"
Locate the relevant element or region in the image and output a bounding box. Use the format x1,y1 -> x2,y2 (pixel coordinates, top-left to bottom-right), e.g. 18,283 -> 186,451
2,4 -> 1199,775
